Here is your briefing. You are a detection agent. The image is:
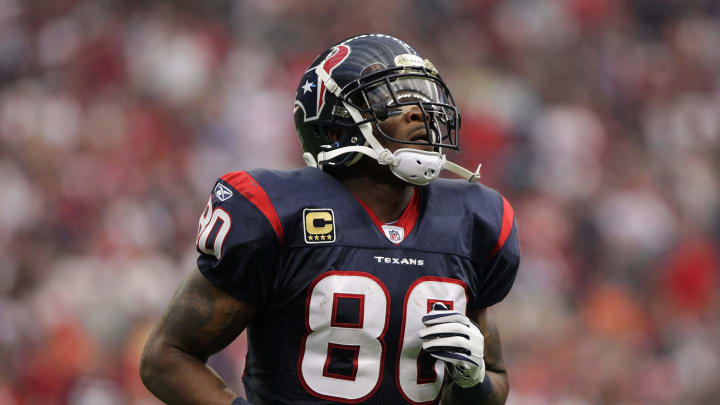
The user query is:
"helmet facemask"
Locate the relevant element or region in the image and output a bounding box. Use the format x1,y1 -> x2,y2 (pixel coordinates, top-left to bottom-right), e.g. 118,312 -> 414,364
341,67 -> 461,153
309,65 -> 479,185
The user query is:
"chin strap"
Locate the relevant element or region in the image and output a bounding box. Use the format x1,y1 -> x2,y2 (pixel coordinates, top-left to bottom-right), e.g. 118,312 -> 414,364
312,64 -> 482,184
444,160 -> 483,183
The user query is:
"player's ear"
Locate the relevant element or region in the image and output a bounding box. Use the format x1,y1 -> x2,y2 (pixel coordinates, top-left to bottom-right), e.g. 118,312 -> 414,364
327,126 -> 343,141
327,126 -> 365,144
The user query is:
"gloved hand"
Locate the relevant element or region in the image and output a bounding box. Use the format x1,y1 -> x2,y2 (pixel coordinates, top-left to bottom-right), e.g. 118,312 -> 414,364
419,303 -> 486,388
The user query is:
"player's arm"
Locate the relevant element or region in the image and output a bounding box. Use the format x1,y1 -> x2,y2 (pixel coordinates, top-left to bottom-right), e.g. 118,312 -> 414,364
140,267 -> 257,405
438,307 -> 509,405
428,190 -> 518,404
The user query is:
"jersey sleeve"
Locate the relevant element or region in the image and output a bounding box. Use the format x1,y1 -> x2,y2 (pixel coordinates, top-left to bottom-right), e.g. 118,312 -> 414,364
195,171 -> 284,306
470,193 -> 521,310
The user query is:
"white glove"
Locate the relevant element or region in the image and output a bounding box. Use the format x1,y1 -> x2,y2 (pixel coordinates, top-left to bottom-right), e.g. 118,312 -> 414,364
419,303 -> 486,388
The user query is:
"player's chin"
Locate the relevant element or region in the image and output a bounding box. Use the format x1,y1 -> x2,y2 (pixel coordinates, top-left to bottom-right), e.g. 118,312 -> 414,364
405,143 -> 434,152
385,142 -> 432,154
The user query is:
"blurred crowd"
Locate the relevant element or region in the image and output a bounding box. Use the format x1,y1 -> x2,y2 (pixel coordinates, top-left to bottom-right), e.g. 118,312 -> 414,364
0,0 -> 718,404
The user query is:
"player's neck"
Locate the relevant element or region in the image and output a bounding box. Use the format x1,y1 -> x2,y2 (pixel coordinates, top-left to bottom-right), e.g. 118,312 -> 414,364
328,162 -> 415,223
346,178 -> 414,224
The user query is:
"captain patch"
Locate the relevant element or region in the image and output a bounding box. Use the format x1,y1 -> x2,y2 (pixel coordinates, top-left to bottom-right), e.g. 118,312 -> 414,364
303,208 -> 336,244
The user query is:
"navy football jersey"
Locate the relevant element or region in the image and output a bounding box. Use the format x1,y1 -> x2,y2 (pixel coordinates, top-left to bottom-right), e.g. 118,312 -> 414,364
196,167 -> 519,405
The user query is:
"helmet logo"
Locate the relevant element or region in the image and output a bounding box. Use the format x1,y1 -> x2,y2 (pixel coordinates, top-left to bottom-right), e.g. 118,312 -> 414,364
301,80 -> 315,94
317,45 -> 350,116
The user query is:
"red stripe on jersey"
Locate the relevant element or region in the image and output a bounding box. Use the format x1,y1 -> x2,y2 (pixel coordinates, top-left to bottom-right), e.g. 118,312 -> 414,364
221,171 -> 284,243
490,196 -> 513,257
354,188 -> 421,241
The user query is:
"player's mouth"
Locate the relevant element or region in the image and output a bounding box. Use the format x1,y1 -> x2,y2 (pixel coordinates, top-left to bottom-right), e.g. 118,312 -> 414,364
409,130 -> 430,144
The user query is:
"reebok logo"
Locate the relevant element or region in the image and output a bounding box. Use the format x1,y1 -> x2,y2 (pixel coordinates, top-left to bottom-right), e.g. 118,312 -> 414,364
213,183 -> 233,201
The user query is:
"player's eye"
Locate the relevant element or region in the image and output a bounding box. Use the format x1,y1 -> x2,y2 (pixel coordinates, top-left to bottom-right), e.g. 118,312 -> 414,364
373,107 -> 403,121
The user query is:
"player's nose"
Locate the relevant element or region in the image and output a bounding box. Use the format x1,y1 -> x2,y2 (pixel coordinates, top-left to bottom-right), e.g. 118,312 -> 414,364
403,106 -> 430,124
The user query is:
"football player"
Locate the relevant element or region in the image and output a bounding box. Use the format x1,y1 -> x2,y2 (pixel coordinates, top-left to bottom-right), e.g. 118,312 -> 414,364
141,33 -> 520,405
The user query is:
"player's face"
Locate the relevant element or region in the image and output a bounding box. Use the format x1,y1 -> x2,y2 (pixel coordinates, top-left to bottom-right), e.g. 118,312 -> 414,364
360,77 -> 456,153
375,104 -> 435,153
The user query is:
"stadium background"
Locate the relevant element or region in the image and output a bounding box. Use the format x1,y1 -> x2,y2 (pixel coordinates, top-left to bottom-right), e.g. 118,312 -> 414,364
1,0 -> 719,404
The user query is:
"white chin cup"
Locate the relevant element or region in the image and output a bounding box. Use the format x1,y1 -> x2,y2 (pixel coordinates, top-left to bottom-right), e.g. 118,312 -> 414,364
390,148 -> 445,186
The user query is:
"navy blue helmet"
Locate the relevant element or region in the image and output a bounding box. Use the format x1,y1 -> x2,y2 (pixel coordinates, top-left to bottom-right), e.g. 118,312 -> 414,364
293,34 -> 461,170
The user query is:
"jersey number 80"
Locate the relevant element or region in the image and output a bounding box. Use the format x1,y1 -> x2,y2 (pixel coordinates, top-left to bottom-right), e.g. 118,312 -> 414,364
299,271 -> 468,404
197,197 -> 231,259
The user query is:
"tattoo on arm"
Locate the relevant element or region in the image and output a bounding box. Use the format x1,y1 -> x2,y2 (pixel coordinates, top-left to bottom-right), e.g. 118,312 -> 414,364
158,268 -> 256,361
141,268 -> 256,404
